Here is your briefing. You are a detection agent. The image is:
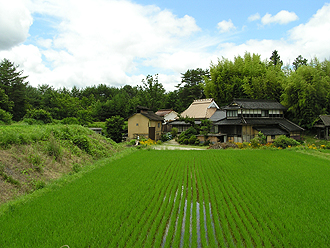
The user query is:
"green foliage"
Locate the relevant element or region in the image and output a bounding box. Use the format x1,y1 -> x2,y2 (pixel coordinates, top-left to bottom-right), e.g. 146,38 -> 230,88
170,127 -> 178,137
105,115 -> 124,143
33,180 -> 46,190
24,109 -> 53,124
0,59 -> 28,121
72,135 -> 91,154
273,135 -> 300,148
161,132 -> 172,142
72,163 -> 81,173
46,133 -> 63,161
0,109 -> 12,124
61,117 -> 80,125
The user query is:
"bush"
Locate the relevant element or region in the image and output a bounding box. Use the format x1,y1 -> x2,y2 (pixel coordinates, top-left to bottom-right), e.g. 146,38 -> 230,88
273,135 -> 300,149
0,109 -> 12,124
72,135 -> 91,154
161,132 -> 172,142
105,115 -> 124,143
170,127 -> 178,137
61,117 -> 80,125
24,109 -> 53,124
188,135 -> 197,145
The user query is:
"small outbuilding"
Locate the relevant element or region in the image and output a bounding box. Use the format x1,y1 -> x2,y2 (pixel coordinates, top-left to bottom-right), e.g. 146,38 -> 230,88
127,106 -> 163,141
314,115 -> 330,140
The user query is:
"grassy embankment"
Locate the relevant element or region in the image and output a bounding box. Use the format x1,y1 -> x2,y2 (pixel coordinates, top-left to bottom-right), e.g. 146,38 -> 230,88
1,149 -> 330,247
0,124 -> 129,204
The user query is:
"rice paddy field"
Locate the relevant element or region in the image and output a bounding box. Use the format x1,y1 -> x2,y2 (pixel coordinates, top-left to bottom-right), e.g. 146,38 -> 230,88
1,149 -> 330,247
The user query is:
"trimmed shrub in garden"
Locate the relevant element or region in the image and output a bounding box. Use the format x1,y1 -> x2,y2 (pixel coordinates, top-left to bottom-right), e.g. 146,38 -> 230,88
273,135 -> 300,148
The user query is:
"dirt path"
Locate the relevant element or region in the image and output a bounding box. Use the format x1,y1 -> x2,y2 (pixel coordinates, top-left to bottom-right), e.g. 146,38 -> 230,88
153,139 -> 206,150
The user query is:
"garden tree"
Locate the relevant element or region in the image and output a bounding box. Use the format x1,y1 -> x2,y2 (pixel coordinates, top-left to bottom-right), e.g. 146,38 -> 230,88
138,74 -> 166,112
0,59 -> 28,120
292,55 -> 308,71
269,50 -> 283,67
176,68 -> 209,111
25,85 -> 42,110
200,119 -> 212,140
281,59 -> 330,129
105,115 -> 125,143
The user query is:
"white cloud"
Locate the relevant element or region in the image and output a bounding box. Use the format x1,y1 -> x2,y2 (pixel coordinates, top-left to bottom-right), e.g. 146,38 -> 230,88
0,0 -> 33,50
248,13 -> 260,22
261,10 -> 298,25
217,19 -> 236,33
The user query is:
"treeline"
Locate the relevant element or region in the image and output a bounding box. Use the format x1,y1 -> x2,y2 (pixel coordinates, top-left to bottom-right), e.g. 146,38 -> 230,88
1,50 -> 330,129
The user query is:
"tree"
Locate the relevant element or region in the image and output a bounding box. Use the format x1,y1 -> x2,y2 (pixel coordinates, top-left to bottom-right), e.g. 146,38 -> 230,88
281,60 -> 330,129
138,74 -> 166,112
0,88 -> 14,112
269,50 -> 283,67
292,55 -> 308,71
0,59 -> 28,120
177,68 -> 209,110
105,115 -> 125,143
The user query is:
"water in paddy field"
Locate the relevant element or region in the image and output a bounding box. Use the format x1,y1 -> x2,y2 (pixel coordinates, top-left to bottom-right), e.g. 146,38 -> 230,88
161,186 -> 218,248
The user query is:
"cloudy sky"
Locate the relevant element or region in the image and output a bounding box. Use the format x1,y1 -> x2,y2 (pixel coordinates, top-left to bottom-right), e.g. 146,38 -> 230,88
0,0 -> 330,91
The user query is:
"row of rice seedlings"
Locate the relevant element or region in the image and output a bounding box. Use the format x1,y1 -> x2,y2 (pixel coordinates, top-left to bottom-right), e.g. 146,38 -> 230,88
125,156 -> 178,247
162,158 -> 186,248
108,156 -> 170,246
142,157 -> 182,247
180,155 -> 192,247
201,160 -> 232,247
213,157 -> 264,247
195,161 -> 218,247
191,160 -> 198,247
219,154 -> 284,247
194,155 -> 210,247
171,161 -> 188,247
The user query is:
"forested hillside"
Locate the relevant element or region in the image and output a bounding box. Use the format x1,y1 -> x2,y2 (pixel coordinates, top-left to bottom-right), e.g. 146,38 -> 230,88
1,51 -> 330,129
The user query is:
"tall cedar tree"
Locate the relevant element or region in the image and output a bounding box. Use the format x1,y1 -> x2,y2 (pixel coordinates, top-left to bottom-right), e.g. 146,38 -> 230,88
0,59 -> 28,120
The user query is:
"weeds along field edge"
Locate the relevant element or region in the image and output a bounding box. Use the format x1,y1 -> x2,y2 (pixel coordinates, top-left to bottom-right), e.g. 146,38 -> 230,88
1,149 -> 330,247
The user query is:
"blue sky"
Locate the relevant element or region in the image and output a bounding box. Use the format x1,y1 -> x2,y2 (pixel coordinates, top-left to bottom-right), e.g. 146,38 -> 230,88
0,0 -> 330,91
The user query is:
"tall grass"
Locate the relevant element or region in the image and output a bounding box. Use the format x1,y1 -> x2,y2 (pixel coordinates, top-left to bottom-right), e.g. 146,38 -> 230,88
1,149 -> 330,247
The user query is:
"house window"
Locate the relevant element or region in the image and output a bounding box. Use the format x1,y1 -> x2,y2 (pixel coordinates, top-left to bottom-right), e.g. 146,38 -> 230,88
271,135 -> 275,139
136,123 -> 139,126
158,123 -> 160,128
227,110 -> 238,117
261,110 -> 269,117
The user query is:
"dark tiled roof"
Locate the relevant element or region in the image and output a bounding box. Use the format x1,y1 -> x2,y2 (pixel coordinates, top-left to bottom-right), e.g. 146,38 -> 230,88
209,110 -> 226,122
170,120 -> 201,126
215,117 -> 304,132
253,127 -> 288,136
214,118 -> 242,125
320,115 -> 330,126
244,118 -> 304,132
224,99 -> 287,110
140,111 -> 164,121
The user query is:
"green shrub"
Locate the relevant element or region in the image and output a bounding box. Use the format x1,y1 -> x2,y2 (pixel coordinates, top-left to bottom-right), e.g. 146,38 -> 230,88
250,136 -> 260,148
105,116 -> 124,143
72,135 -> 91,154
170,127 -> 178,137
188,135 -> 197,145
273,135 -> 300,148
24,109 -> 53,124
61,117 -> 80,125
46,133 -> 63,161
0,109 -> 12,124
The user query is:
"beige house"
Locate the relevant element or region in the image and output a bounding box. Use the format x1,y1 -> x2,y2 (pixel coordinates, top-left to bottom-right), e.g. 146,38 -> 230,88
181,98 -> 219,119
128,107 -> 163,141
